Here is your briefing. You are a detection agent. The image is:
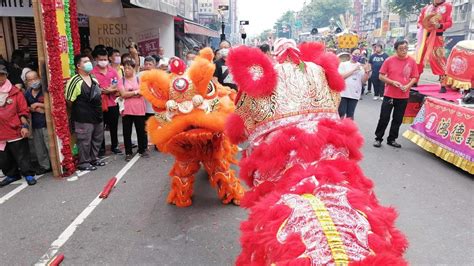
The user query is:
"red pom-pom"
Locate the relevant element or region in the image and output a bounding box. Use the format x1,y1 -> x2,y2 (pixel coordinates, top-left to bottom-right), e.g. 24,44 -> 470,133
299,42 -> 326,62
298,42 -> 345,92
225,113 -> 247,144
315,52 -> 345,92
169,58 -> 187,75
227,46 -> 277,97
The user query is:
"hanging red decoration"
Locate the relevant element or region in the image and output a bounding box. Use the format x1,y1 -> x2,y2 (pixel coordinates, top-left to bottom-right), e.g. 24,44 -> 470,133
40,0 -> 76,176
68,0 -> 81,54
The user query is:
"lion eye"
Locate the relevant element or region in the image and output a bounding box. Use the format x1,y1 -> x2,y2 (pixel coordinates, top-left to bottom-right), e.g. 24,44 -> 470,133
173,78 -> 189,92
207,81 -> 216,97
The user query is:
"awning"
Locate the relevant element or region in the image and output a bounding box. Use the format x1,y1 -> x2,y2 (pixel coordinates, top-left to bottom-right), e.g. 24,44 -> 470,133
184,21 -> 219,38
78,0 -> 124,18
176,35 -> 203,50
130,0 -> 177,17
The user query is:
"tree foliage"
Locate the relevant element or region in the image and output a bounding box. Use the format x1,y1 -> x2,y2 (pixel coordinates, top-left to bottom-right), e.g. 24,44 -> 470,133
259,29 -> 273,41
276,10 -> 296,26
300,0 -> 351,28
389,0 -> 431,17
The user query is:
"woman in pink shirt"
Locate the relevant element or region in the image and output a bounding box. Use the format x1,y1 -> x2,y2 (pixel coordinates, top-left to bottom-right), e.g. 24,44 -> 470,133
119,60 -> 148,161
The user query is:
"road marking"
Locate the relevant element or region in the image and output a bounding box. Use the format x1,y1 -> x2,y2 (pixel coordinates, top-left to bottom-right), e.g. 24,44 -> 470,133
35,154 -> 140,266
1,156 -> 111,203
0,175 -> 44,205
67,156 -> 111,182
67,171 -> 89,182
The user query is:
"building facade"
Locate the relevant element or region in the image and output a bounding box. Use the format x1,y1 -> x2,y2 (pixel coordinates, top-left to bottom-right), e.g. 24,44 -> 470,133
197,0 -> 219,29
357,0 -> 473,49
446,0 -> 473,45
195,0 -> 238,42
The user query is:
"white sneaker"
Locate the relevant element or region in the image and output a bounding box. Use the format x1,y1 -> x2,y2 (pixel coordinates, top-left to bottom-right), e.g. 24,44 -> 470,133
373,96 -> 378,100
380,97 -> 384,101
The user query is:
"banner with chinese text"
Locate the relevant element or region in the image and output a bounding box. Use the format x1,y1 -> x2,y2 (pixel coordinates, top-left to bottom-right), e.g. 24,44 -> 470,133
403,97 -> 474,174
55,0 -> 71,78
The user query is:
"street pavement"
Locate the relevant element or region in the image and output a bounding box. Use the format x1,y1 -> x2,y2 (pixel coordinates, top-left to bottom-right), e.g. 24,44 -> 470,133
0,71 -> 472,265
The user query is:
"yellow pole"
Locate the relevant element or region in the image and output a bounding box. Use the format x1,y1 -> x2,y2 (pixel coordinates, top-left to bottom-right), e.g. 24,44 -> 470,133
32,0 -> 62,177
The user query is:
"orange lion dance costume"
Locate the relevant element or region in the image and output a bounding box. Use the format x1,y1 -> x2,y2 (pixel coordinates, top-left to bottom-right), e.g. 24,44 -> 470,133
140,48 -> 244,207
225,39 -> 408,265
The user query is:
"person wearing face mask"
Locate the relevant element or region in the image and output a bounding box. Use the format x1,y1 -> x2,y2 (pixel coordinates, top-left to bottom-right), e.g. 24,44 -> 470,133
91,48 -> 123,156
65,54 -> 104,171
137,56 -> 158,151
337,48 -> 370,119
139,56 -> 157,118
213,40 -> 237,91
109,49 -> 123,79
119,60 -> 148,161
23,70 -> 51,174
185,51 -> 196,67
0,64 -> 37,187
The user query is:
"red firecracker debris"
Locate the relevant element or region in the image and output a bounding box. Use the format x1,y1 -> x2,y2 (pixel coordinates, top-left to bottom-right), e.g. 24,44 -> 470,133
48,253 -> 64,266
99,177 -> 117,199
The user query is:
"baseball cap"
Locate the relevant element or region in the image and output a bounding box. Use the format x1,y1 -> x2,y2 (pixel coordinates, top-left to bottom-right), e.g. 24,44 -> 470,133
0,64 -> 8,74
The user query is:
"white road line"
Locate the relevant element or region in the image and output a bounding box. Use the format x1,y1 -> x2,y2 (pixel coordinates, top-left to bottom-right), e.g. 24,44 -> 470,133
0,175 -> 44,205
35,154 -> 140,266
67,156 -> 112,182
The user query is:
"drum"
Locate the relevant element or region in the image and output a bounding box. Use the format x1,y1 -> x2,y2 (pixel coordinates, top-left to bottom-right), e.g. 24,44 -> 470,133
446,40 -> 474,90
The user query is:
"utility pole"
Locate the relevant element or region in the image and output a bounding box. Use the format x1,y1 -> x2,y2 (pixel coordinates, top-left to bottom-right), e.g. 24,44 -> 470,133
240,20 -> 249,45
218,5 -> 229,41
31,0 -> 62,177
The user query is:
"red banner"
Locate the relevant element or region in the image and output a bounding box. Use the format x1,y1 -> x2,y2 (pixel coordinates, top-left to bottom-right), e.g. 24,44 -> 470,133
404,97 -> 474,174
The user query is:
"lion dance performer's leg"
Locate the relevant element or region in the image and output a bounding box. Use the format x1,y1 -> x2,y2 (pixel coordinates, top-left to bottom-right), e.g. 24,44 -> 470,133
203,158 -> 244,205
417,36 -> 448,75
168,160 -> 200,207
202,136 -> 244,205
431,36 -> 449,92
419,35 -> 449,92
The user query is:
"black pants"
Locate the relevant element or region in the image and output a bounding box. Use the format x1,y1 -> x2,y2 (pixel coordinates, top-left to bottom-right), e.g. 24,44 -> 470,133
144,113 -> 153,147
371,77 -> 385,97
338,97 -> 359,119
101,105 -> 120,151
375,97 -> 408,142
123,115 -> 147,155
0,138 -> 35,177
367,78 -> 372,92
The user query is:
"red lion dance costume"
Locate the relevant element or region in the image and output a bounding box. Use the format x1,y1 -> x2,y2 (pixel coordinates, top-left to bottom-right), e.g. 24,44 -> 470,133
416,0 -> 452,90
140,48 -> 244,207
225,39 -> 408,265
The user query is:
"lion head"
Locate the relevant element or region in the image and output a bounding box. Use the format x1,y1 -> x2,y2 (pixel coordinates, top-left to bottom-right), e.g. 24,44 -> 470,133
140,48 -> 236,159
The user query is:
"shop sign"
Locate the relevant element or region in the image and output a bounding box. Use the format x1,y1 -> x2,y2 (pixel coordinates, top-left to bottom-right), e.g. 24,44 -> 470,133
136,29 -> 160,56
0,0 -> 33,17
